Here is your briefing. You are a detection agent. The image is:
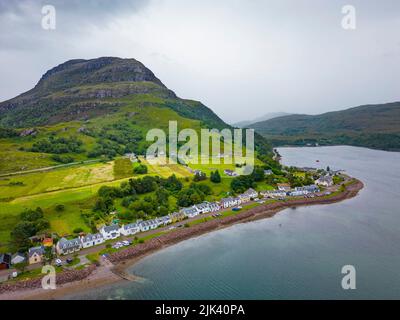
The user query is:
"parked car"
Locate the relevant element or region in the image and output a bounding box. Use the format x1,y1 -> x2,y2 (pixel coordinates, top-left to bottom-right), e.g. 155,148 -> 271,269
55,259 -> 62,267
66,258 -> 73,264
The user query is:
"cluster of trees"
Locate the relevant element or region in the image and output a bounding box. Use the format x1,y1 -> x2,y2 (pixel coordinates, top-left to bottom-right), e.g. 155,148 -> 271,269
176,183 -> 212,207
0,127 -> 18,138
30,136 -> 83,154
92,174 -> 184,223
210,170 -> 221,183
99,122 -> 144,147
87,122 -> 148,159
10,207 -> 50,251
88,139 -> 125,159
230,166 -> 265,193
284,167 -> 315,188
51,154 -> 75,164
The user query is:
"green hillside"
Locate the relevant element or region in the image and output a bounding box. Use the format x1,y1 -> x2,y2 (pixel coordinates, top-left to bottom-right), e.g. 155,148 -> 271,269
252,102 -> 400,151
0,57 -> 276,251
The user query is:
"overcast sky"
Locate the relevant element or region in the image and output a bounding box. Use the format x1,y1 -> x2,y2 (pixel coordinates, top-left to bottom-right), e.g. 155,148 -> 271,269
0,0 -> 399,123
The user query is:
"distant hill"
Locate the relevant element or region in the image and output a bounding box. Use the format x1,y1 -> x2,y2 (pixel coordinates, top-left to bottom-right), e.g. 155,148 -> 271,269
233,112 -> 291,128
252,102 -> 400,151
0,57 -> 272,173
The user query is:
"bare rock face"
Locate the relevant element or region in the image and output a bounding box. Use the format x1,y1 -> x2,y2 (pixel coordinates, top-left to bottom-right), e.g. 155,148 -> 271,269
19,128 -> 37,137
0,57 -> 173,127
35,57 -> 167,93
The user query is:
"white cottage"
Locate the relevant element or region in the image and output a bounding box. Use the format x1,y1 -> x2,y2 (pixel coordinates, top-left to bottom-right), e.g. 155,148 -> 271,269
120,223 -> 140,236
56,238 -> 82,255
260,190 -> 287,198
180,206 -> 200,218
315,176 -> 333,187
100,224 -> 121,240
208,202 -> 221,212
195,202 -> 211,214
80,233 -> 105,248
139,219 -> 159,232
220,197 -> 241,209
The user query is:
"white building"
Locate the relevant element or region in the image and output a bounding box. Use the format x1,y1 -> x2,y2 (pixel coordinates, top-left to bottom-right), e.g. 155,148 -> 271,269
80,233 -> 105,249
195,202 -> 212,214
100,224 -> 121,240
295,185 -> 320,193
315,176 -> 334,187
11,253 -> 27,265
208,202 -> 221,212
288,190 -> 309,197
157,215 -> 172,226
239,188 -> 258,203
180,206 -> 200,218
224,169 -> 239,177
119,223 -> 140,236
260,190 -> 287,198
139,220 -> 159,232
220,197 -> 241,209
56,237 -> 82,255
277,183 -> 291,192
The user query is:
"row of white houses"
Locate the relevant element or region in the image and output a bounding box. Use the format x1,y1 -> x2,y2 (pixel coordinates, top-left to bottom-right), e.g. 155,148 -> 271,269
260,184 -> 320,199
55,184 -> 323,256
55,189 -> 260,255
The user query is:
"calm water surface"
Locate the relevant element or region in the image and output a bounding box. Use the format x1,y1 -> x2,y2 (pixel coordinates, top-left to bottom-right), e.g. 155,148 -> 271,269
70,146 -> 400,299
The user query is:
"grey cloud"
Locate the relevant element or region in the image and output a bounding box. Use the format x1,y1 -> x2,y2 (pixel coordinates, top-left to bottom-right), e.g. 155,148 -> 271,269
0,0 -> 399,122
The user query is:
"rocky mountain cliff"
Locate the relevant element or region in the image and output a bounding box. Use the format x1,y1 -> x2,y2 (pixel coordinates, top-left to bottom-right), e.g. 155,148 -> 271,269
0,57 -> 223,128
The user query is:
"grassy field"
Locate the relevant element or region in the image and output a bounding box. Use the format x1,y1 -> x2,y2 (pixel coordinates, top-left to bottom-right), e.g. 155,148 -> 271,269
140,157 -> 192,178
113,158 -> 134,180
0,161 -> 115,200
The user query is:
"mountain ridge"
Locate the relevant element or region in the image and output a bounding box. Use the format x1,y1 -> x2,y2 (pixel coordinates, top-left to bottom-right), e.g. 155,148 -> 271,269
0,57 -> 273,174
252,102 -> 400,151
233,112 -> 291,128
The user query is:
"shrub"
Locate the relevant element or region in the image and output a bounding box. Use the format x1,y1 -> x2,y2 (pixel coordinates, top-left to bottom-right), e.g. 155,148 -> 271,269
134,164 -> 148,174
73,228 -> 84,234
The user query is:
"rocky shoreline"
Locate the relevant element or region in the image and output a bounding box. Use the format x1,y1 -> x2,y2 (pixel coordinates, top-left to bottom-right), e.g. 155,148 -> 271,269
109,180 -> 364,265
0,179 -> 363,299
0,264 -> 96,295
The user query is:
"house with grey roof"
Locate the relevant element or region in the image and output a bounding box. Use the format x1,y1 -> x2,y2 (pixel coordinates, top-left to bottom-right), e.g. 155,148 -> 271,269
120,223 -> 140,236
56,237 -> 82,255
220,197 -> 241,209
260,190 -> 287,198
195,202 -> 212,214
315,175 -> 334,187
28,246 -> 45,265
170,211 -> 186,222
11,253 -> 26,265
80,233 -> 105,248
157,215 -> 172,226
239,188 -> 258,203
139,219 -> 159,232
100,224 -> 121,240
295,185 -> 320,193
180,206 -> 200,218
208,202 -> 220,212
